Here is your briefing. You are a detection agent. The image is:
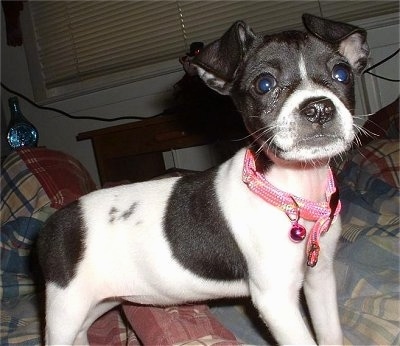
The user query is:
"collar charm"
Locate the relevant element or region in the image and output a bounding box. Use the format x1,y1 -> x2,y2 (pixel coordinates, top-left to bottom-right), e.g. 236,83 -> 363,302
286,197 -> 307,242
242,149 -> 341,267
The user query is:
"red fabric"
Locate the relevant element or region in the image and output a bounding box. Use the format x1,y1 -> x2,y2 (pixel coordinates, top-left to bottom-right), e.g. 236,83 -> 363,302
123,304 -> 242,345
88,304 -> 242,345
88,307 -> 140,346
17,147 -> 96,209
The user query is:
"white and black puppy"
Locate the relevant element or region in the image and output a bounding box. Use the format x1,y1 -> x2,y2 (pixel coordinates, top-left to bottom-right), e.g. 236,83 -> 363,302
38,14 -> 369,345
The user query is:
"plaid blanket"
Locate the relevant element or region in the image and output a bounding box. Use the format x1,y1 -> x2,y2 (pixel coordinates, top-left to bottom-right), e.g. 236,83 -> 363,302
1,148 -> 242,346
1,148 -> 96,345
334,139 -> 400,345
1,148 -> 97,298
15,147 -> 96,209
336,139 -> 399,242
1,151 -> 51,226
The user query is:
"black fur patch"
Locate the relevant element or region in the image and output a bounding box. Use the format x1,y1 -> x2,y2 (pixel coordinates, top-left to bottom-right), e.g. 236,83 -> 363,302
163,169 -> 248,281
37,200 -> 85,287
109,202 -> 138,223
121,202 -> 138,220
109,206 -> 118,223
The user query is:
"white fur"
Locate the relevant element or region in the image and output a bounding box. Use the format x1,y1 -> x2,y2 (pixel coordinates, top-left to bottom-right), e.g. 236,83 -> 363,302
299,55 -> 308,80
196,66 -> 230,94
44,148 -> 343,345
339,33 -> 369,72
77,177 -> 248,304
263,54 -> 355,163
216,151 -> 343,344
43,23 -> 350,345
274,86 -> 354,161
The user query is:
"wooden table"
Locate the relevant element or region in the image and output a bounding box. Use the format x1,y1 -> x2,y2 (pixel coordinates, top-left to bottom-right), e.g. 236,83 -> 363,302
77,113 -> 245,185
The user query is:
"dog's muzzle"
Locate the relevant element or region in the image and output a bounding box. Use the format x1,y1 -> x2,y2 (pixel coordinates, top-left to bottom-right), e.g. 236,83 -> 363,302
300,97 -> 335,125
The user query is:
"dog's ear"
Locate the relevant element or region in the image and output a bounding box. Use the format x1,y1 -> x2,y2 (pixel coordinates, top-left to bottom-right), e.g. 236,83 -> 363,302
302,13 -> 369,73
192,21 -> 256,95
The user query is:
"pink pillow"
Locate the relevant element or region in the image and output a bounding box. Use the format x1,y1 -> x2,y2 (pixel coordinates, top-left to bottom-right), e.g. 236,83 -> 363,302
123,304 -> 242,345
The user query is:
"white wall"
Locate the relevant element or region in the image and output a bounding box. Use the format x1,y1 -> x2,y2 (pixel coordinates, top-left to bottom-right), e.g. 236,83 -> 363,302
357,22 -> 399,114
2,7 -> 398,187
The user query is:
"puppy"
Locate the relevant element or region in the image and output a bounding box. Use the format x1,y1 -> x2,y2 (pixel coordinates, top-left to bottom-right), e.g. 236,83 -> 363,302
38,14 -> 369,345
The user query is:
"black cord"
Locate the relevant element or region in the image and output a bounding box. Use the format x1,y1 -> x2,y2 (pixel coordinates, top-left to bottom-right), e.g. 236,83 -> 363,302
0,82 -> 164,121
363,48 -> 400,82
2,49 -> 398,121
363,71 -> 399,82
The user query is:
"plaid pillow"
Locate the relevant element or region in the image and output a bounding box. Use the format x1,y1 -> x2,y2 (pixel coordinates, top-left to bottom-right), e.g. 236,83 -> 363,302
1,151 -> 51,225
337,139 -> 399,242
1,148 -> 96,299
16,147 -> 97,209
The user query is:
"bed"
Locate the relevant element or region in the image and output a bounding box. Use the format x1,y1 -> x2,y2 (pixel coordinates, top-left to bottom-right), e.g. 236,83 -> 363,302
1,98 -> 398,345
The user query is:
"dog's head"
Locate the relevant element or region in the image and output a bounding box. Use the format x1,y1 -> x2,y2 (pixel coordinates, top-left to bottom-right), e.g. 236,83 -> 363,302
193,14 -> 369,162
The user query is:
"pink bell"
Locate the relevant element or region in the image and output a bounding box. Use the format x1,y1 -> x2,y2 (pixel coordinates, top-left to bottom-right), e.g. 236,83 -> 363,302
289,223 -> 306,242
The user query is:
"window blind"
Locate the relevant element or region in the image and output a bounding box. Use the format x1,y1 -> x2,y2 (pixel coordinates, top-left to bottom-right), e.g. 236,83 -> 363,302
179,1 -> 321,43
26,0 -> 398,102
30,1 -> 184,89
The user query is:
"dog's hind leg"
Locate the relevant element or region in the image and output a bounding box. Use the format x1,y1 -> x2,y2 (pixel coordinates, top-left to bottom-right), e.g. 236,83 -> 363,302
44,283 -> 94,345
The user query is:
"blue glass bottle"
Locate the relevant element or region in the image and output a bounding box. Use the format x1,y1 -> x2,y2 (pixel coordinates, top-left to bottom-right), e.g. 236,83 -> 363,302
7,97 -> 39,149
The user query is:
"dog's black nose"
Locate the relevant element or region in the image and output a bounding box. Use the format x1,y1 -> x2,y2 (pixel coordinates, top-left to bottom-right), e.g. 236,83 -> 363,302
300,98 -> 335,125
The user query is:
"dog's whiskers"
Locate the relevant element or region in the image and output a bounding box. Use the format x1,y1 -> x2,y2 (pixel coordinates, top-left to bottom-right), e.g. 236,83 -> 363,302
352,122 -> 380,145
255,133 -> 279,158
232,124 -> 276,142
247,125 -> 277,147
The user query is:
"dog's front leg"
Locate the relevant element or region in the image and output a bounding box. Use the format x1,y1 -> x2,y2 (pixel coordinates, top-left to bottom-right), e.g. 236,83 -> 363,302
251,282 -> 316,345
303,222 -> 343,345
304,264 -> 343,345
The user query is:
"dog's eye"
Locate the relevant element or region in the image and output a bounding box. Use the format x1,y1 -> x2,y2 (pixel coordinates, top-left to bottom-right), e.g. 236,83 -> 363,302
332,64 -> 351,84
255,74 -> 276,94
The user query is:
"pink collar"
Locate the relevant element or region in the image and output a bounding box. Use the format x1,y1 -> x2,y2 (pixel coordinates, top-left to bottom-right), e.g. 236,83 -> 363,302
242,149 -> 341,267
